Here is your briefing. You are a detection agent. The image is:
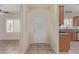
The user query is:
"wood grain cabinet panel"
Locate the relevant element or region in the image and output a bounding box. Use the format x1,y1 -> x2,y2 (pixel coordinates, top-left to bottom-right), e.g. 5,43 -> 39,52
59,5 -> 64,26
69,32 -> 76,41
59,33 -> 71,52
73,16 -> 79,26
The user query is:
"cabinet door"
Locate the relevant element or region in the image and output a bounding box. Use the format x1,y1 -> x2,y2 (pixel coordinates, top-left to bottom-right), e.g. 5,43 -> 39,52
70,32 -> 76,41
59,33 -> 70,52
73,16 -> 76,26
77,17 -> 79,26
59,5 -> 64,26
73,16 -> 79,26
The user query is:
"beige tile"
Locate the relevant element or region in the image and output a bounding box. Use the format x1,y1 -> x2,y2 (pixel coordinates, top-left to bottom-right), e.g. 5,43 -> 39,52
25,43 -> 55,54
69,41 -> 79,54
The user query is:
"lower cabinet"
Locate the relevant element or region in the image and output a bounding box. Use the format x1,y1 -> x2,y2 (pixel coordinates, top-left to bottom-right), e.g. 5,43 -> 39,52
59,33 -> 71,52
69,32 -> 76,41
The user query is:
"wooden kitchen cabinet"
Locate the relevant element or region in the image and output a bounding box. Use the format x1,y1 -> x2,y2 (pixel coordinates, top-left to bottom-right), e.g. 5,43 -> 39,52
59,33 -> 71,52
69,32 -> 76,41
64,30 -> 76,41
59,5 -> 64,26
73,16 -> 79,26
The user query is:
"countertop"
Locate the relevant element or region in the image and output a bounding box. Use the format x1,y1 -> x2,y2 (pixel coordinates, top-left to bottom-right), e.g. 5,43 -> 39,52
59,26 -> 79,30
59,33 -> 69,35
59,26 -> 79,33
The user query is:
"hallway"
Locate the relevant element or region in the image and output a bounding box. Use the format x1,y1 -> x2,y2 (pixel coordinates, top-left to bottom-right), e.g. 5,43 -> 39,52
20,5 -> 59,54
25,43 -> 55,54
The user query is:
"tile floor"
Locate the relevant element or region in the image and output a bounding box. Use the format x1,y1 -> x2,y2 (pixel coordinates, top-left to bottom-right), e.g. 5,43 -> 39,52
25,43 -> 55,54
0,40 -> 20,54
26,41 -> 79,54
0,40 -> 79,54
69,41 -> 79,54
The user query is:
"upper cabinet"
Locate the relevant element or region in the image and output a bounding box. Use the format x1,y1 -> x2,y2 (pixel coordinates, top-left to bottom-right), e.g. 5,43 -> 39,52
73,16 -> 79,26
59,5 -> 64,26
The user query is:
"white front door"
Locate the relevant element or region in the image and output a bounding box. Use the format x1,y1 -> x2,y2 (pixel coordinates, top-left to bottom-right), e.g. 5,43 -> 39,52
32,14 -> 48,43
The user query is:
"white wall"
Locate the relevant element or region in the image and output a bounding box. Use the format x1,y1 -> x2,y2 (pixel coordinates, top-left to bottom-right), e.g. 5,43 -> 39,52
49,5 -> 59,53
65,12 -> 79,19
20,5 -> 30,53
29,8 -> 50,43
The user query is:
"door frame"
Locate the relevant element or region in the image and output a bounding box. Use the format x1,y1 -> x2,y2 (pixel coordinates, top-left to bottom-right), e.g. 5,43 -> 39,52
29,9 -> 50,43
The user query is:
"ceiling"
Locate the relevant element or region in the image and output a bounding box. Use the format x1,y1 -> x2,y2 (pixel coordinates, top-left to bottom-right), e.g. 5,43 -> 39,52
64,4 -> 79,13
28,5 -> 51,10
29,5 -> 50,8
64,4 -> 79,19
1,4 -> 79,13
0,4 -> 21,14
